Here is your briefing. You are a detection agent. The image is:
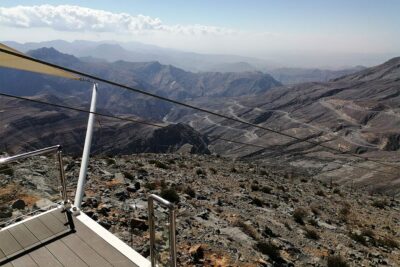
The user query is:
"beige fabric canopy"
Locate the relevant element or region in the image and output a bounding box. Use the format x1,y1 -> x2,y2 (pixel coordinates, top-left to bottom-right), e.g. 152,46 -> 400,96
0,43 -> 79,80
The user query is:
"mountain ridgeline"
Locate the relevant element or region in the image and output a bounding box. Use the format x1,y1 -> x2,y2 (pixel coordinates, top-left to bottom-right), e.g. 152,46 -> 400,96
0,47 -> 280,155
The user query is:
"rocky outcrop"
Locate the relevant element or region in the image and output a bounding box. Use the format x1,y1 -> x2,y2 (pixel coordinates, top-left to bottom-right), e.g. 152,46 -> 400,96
1,154 -> 398,266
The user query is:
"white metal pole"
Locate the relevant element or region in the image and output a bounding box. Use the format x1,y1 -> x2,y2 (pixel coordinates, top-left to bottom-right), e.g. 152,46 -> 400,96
74,83 -> 97,208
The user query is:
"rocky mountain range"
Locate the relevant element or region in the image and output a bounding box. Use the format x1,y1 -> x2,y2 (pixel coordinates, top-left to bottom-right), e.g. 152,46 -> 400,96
0,47 -> 279,155
0,47 -> 399,194
3,40 -> 365,84
165,57 -> 400,194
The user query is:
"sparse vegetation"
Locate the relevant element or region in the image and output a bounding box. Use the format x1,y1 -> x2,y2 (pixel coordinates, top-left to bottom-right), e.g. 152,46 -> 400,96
304,228 -> 320,240
261,186 -> 272,194
251,184 -> 260,191
160,187 -> 180,203
155,161 -> 169,169
123,171 -> 134,180
106,158 -> 116,166
327,255 -> 349,267
372,199 -> 388,209
311,205 -> 321,216
293,208 -> 307,225
308,218 -> 318,227
209,167 -> 217,174
144,182 -> 157,190
349,231 -> 367,245
255,241 -> 280,261
234,220 -> 260,240
376,236 -> 399,249
184,187 -> 196,198
251,197 -> 264,207
0,165 -> 14,176
195,168 -> 206,176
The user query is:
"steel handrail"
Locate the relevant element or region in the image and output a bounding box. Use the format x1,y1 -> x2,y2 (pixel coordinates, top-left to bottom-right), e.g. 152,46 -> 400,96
0,145 -> 68,203
148,194 -> 177,267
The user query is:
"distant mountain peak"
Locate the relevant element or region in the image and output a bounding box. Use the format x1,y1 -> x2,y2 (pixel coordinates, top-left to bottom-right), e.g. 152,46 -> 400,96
27,47 -> 80,64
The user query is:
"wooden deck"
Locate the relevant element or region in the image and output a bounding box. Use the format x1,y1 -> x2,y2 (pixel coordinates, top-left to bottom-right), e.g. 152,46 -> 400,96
0,208 -> 146,267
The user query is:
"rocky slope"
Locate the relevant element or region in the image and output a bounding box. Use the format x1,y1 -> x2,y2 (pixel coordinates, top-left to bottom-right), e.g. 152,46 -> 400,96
0,153 -> 399,266
166,57 -> 400,194
0,95 -> 209,155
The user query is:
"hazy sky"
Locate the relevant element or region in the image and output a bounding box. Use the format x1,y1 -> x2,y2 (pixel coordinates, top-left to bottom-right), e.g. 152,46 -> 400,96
1,0 -> 399,67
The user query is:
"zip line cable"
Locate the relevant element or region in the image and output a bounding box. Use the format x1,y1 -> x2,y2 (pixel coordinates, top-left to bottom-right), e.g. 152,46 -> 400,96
0,92 -> 398,176
0,47 -> 399,171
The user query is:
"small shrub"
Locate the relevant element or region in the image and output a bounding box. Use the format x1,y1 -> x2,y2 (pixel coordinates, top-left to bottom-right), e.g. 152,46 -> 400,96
327,255 -> 349,267
251,197 -> 264,207
136,161 -> 144,167
184,187 -> 196,198
231,167 -> 238,173
308,218 -> 319,227
155,161 -> 168,169
160,187 -> 180,203
372,199 -> 388,209
251,184 -> 260,191
106,158 -> 116,166
376,236 -> 399,249
195,168 -> 205,176
261,186 -> 273,194
148,159 -> 157,164
178,163 -> 187,168
209,167 -> 217,174
361,229 -> 375,239
316,189 -> 326,197
144,182 -> 157,190
259,170 -> 267,176
311,205 -> 321,216
123,172 -> 134,180
0,165 -> 14,176
255,241 -> 280,261
234,220 -> 260,240
339,202 -> 351,222
333,188 -> 341,194
293,208 -> 307,225
304,228 -> 320,240
160,179 -> 167,189
349,232 -> 367,245
167,159 -> 176,164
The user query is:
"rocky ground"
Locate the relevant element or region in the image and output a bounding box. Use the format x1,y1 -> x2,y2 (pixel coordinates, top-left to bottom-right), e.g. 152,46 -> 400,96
0,153 -> 399,266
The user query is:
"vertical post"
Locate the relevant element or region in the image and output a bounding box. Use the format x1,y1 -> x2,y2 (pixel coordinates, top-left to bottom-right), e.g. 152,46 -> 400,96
148,198 -> 156,267
169,208 -> 177,267
74,83 -> 97,208
57,148 -> 67,203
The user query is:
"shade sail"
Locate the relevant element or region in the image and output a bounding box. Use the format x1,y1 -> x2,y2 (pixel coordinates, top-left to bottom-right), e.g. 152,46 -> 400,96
0,43 -> 79,80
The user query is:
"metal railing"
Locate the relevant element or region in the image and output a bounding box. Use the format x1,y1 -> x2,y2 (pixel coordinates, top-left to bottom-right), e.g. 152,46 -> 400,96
148,194 -> 177,267
0,145 -> 68,204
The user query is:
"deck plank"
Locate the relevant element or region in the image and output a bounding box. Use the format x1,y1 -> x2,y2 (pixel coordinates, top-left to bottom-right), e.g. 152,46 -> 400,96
28,246 -> 62,267
0,208 -> 144,267
0,246 -> 6,262
0,230 -> 23,257
73,219 -> 138,267
8,224 -> 39,249
37,212 -> 67,235
10,254 -> 38,267
62,234 -> 112,267
23,217 -> 54,242
49,209 -> 67,225
46,239 -> 88,267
